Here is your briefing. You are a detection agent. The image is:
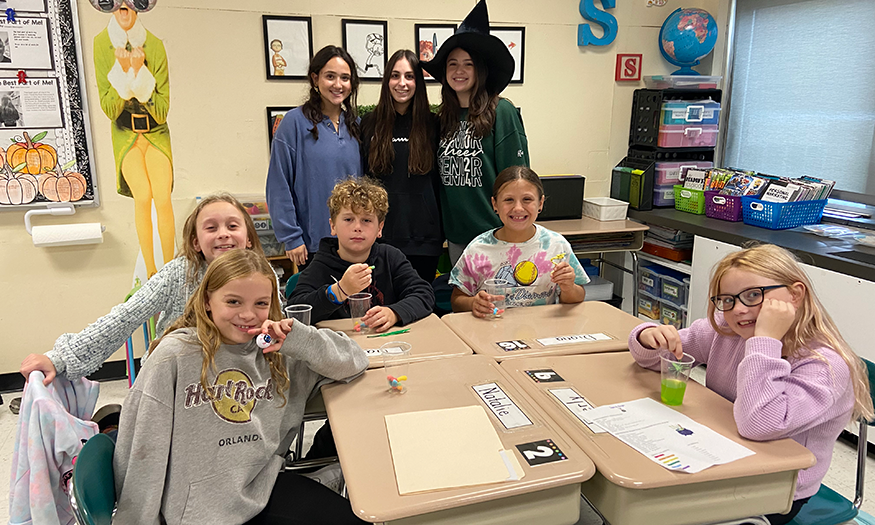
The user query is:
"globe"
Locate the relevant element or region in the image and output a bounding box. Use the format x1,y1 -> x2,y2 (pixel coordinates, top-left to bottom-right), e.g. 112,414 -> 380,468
659,8 -> 718,75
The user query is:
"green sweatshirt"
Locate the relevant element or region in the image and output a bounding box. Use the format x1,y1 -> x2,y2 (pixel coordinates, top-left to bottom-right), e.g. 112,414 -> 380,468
438,98 -> 530,246
113,324 -> 368,525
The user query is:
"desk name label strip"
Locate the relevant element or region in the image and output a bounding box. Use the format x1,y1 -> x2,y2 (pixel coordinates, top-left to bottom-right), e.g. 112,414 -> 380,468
549,388 -> 607,434
472,382 -> 533,429
536,333 -> 612,346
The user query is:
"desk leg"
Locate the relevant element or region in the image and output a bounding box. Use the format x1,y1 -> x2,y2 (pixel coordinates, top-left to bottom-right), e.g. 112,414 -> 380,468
631,251 -> 639,318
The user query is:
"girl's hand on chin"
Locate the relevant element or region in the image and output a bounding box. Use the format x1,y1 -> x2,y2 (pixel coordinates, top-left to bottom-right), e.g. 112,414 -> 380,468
250,319 -> 294,353
753,298 -> 796,341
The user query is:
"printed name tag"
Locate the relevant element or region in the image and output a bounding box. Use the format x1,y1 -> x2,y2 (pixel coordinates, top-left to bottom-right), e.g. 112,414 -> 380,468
495,340 -> 531,352
516,439 -> 568,466
364,348 -> 382,357
472,382 -> 532,429
535,333 -> 612,346
549,388 -> 606,433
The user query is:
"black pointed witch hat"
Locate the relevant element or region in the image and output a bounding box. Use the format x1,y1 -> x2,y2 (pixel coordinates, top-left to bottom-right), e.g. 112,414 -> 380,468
421,0 -> 514,95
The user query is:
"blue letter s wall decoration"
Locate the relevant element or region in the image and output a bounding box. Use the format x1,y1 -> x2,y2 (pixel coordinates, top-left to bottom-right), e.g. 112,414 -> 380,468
578,0 -> 618,46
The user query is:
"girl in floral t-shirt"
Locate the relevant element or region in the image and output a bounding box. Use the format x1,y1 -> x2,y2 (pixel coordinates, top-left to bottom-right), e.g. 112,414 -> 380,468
449,166 -> 589,317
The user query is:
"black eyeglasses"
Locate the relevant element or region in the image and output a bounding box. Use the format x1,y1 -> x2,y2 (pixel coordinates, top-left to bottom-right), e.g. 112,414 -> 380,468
710,285 -> 787,312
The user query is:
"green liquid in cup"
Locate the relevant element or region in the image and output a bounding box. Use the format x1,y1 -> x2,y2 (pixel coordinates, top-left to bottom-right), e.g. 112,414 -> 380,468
661,378 -> 687,406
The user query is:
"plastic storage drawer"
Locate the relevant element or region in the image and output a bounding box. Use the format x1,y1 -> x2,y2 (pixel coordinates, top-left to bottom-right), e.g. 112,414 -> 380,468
659,297 -> 685,328
661,100 -> 721,125
658,125 -> 719,148
654,161 -> 714,185
653,185 -> 675,207
638,290 -> 661,320
660,273 -> 687,304
638,266 -> 662,296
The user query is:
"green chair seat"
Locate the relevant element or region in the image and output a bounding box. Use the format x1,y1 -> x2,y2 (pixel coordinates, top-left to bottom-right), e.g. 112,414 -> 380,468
786,484 -> 857,525
71,433 -> 116,525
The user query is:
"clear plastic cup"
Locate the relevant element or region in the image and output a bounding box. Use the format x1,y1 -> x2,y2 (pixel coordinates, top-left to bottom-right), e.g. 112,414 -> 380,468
284,304 -> 312,326
659,352 -> 695,406
348,293 -> 372,334
484,278 -> 510,319
381,341 -> 411,394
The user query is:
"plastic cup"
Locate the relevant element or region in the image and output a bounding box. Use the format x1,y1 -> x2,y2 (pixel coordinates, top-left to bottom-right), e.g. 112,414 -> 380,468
348,293 -> 372,334
382,341 -> 411,394
484,278 -> 511,319
284,304 -> 312,326
659,352 -> 695,406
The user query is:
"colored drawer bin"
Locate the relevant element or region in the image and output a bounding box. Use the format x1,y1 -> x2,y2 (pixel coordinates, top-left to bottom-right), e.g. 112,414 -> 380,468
740,197 -> 828,230
660,274 -> 687,304
638,266 -> 661,296
654,161 -> 714,185
683,277 -> 690,305
659,297 -> 686,329
673,185 -> 706,215
658,125 -> 719,148
653,184 -> 675,207
661,100 -> 721,125
638,290 -> 661,320
705,191 -> 743,222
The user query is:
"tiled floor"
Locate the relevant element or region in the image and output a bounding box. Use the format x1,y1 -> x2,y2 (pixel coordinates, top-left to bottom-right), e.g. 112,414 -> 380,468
1,378 -> 873,524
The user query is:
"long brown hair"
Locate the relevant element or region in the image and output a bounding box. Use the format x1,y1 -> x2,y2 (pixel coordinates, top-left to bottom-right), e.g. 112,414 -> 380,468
438,47 -> 498,139
178,193 -> 264,285
151,250 -> 290,405
708,244 -> 873,421
302,45 -> 360,142
367,49 -> 434,176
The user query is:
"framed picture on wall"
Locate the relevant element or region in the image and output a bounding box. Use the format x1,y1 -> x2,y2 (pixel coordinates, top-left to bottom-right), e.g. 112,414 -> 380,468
414,24 -> 457,81
490,26 -> 525,84
267,106 -> 296,150
342,19 -> 387,81
263,15 -> 313,80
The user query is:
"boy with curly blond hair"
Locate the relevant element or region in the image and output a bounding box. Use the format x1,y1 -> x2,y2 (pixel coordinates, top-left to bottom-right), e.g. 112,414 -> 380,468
289,177 -> 434,328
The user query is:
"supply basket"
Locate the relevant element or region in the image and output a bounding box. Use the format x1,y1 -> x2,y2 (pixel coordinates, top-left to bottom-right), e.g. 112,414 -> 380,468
704,191 -> 743,222
740,197 -> 827,230
673,185 -> 706,215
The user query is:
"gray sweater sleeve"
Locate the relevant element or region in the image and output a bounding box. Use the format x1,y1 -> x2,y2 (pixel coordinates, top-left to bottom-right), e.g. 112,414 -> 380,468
278,321 -> 368,382
46,257 -> 191,380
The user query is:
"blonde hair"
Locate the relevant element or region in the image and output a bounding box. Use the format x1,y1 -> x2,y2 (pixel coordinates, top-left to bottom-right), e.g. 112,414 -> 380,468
708,243 -> 873,421
327,177 -> 389,222
179,193 -> 264,284
151,250 -> 290,405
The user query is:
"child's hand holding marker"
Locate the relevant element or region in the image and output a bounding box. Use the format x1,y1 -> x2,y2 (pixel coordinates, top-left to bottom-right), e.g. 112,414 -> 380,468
339,263 -> 374,297
638,324 -> 683,358
550,261 -> 576,288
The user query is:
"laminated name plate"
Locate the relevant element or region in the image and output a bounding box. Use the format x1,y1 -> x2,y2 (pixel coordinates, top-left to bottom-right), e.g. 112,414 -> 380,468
472,382 -> 533,429
584,398 -> 754,473
385,405 -> 525,494
536,333 -> 612,347
548,388 -> 607,434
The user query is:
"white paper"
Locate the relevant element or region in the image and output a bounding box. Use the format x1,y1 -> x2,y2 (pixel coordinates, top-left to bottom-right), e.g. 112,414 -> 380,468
0,77 -> 62,127
548,388 -> 606,434
535,333 -> 612,347
584,398 -> 754,474
0,17 -> 52,70
472,382 -> 532,429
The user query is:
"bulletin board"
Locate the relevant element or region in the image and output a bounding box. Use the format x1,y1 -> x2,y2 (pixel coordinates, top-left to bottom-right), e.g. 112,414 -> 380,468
0,0 -> 97,208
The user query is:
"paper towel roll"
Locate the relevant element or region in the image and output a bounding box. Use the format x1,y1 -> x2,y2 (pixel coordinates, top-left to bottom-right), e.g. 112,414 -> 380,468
32,223 -> 104,247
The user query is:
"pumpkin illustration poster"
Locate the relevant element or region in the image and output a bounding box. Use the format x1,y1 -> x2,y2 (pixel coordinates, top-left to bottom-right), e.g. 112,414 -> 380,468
91,0 -> 174,278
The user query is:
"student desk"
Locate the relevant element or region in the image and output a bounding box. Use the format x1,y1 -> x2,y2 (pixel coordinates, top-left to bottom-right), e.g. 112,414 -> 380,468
441,302 -> 641,361
316,314 -> 472,369
499,353 -> 817,525
320,355 -> 595,524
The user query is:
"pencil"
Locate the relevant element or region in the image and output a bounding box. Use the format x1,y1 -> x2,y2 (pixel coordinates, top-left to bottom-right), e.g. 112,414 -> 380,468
366,328 -> 411,338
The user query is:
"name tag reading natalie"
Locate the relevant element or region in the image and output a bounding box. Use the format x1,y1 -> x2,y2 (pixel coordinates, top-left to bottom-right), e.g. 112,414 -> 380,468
472,383 -> 533,429
536,333 -> 612,347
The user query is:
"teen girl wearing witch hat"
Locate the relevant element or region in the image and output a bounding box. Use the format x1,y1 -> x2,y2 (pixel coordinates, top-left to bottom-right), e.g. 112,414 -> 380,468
422,0 -> 530,265
360,50 -> 442,283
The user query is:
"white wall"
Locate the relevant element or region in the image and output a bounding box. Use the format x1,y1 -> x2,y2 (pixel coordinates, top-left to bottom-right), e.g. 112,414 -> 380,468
0,0 -> 724,374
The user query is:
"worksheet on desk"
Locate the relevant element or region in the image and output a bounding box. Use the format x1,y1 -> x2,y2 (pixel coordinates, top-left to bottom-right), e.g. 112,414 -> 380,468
584,398 -> 754,474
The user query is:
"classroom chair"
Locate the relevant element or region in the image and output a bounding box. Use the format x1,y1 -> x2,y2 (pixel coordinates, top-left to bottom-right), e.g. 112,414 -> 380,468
70,433 -> 116,525
786,357 -> 875,525
284,271 -> 301,299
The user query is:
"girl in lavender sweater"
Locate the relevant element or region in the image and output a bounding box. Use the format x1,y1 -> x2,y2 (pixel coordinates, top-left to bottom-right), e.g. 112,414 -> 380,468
629,244 -> 873,525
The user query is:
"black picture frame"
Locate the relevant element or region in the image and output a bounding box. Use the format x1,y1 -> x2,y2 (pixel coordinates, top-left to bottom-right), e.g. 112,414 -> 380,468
341,19 -> 388,81
414,23 -> 457,81
490,26 -> 525,84
266,106 -> 296,150
263,15 -> 313,80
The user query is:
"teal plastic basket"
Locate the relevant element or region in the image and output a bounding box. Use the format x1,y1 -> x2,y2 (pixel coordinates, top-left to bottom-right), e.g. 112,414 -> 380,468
740,197 -> 827,230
